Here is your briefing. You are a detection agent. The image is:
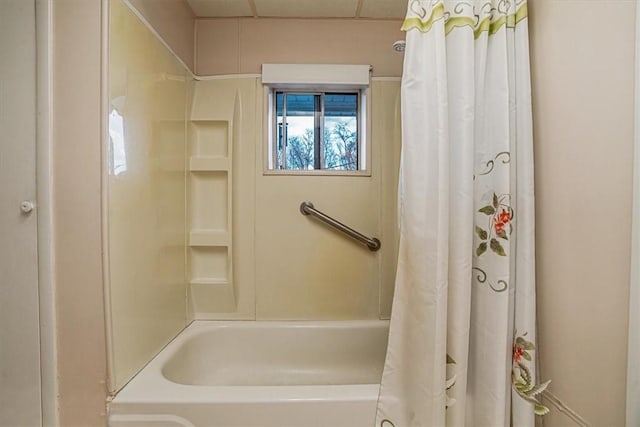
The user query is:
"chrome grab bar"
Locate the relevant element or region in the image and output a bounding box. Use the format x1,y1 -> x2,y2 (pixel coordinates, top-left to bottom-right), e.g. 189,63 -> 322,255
299,201 -> 381,252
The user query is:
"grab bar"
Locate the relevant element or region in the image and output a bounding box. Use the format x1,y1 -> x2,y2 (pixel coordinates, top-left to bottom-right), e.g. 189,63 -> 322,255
299,201 -> 381,252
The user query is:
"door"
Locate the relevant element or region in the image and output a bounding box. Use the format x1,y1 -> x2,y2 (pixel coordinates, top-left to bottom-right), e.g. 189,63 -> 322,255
0,1 -> 42,426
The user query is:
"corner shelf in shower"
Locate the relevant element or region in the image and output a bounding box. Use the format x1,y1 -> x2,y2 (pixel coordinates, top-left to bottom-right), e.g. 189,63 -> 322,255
189,156 -> 230,172
190,120 -> 229,157
189,230 -> 231,247
187,118 -> 235,312
189,278 -> 228,286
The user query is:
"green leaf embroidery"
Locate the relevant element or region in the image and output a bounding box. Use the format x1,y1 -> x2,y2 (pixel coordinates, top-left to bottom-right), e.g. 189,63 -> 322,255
515,382 -> 528,392
475,226 -> 488,240
493,193 -> 499,209
446,354 -> 456,364
476,242 -> 487,256
517,336 -> 536,350
478,205 -> 496,215
518,362 -> 531,386
496,229 -> 508,240
525,380 -> 551,398
490,238 -> 506,256
522,351 -> 532,361
518,392 -> 542,405
534,404 -> 550,416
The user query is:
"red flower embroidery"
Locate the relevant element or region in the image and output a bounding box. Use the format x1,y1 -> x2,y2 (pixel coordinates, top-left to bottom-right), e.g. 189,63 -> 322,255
513,344 -> 524,363
494,209 -> 511,234
499,209 -> 511,224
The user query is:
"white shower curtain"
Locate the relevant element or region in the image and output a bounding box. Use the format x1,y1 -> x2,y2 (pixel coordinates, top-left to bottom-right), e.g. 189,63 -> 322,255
376,1 -> 549,426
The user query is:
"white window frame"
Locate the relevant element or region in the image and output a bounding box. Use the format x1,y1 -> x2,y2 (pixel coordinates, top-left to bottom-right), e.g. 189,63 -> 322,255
262,64 -> 371,176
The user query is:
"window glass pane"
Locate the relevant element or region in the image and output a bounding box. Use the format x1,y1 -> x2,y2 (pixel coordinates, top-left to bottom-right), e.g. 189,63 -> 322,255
323,93 -> 358,171
275,92 -> 284,169
282,93 -> 317,170
273,90 -> 361,172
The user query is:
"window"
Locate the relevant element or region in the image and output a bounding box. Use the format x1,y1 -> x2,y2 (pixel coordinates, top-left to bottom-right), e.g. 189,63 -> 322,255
262,64 -> 370,174
273,91 -> 361,171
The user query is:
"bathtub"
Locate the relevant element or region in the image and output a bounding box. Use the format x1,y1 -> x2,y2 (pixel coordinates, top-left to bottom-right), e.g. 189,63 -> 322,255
108,320 -> 389,427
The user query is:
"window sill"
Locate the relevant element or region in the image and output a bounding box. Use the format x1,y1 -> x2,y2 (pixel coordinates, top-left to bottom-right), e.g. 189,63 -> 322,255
262,169 -> 371,177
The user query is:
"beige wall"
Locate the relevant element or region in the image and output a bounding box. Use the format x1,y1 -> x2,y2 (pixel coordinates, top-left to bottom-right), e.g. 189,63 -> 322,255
195,18 -> 404,77
128,0 -> 195,71
53,0 -> 107,425
529,1 -> 634,425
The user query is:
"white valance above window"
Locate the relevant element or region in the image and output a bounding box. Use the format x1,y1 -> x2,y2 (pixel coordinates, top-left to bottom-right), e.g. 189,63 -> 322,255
261,64 -> 371,88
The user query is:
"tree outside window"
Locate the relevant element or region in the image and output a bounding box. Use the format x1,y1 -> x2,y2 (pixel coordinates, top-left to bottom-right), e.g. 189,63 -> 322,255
274,91 -> 360,171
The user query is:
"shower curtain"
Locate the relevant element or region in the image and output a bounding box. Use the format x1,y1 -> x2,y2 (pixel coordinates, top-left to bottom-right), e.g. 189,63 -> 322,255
375,1 -> 549,426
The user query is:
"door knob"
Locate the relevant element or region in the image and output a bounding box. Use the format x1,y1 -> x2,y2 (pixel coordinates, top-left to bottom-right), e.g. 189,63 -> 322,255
20,200 -> 34,214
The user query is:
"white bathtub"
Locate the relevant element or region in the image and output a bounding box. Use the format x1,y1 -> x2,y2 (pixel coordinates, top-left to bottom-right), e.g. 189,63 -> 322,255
109,320 -> 389,427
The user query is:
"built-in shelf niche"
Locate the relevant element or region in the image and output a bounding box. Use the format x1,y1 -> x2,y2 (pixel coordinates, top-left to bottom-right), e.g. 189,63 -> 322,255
189,246 -> 230,285
187,118 -> 235,312
190,120 -> 229,158
189,171 -> 228,231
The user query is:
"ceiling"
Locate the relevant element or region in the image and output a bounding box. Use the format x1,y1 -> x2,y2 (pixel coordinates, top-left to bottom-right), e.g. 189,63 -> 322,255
186,0 -> 407,19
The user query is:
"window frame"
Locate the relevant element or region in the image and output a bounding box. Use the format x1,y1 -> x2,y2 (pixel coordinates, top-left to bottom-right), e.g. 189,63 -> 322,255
263,85 -> 371,177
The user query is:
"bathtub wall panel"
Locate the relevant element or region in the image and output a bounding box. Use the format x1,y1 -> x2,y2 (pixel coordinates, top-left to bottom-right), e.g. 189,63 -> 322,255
187,78 -> 400,320
255,175 -> 380,319
375,81 -> 402,319
255,81 -> 400,320
188,78 -> 258,319
108,0 -> 188,391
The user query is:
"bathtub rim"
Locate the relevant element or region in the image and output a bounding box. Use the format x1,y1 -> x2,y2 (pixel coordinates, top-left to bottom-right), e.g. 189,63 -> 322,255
111,319 -> 388,405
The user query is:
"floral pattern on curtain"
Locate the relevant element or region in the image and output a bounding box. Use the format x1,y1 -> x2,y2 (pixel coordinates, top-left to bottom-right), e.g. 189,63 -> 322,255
375,1 -> 550,426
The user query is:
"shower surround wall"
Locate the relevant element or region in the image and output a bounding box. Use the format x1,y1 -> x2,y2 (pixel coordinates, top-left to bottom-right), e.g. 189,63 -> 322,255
186,77 -> 402,321
254,81 -> 401,320
107,0 -> 189,391
187,78 -> 258,318
106,0 -> 403,392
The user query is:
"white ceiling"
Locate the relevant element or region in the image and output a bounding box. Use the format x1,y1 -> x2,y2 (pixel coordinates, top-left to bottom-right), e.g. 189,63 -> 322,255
186,0 -> 407,19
